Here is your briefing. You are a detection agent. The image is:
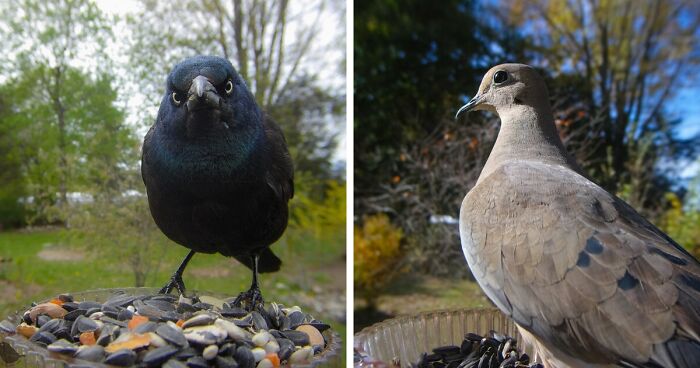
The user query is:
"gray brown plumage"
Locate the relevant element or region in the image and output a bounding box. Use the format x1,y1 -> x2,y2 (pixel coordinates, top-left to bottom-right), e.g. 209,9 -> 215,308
457,64 -> 700,368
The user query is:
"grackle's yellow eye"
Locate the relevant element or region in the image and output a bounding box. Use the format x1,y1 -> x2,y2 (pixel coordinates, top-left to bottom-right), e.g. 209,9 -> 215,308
172,92 -> 181,106
225,80 -> 233,95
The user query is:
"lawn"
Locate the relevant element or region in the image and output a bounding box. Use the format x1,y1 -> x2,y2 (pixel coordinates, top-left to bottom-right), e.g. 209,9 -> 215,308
0,227 -> 346,363
354,273 -> 492,332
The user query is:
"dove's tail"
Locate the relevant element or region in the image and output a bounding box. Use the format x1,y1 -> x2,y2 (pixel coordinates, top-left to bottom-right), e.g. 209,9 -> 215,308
646,338 -> 700,368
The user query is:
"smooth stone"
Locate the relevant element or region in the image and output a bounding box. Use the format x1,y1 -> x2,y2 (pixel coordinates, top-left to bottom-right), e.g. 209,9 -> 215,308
257,358 -> 273,368
100,316 -> 128,328
191,302 -> 213,310
101,304 -> 119,313
85,307 -> 101,317
30,331 -> 57,345
143,345 -> 180,367
296,325 -> 324,347
215,356 -> 238,368
96,324 -> 118,346
163,359 -> 189,368
104,348 -> 137,366
176,346 -> 198,360
287,311 -> 305,328
281,330 -> 309,346
149,332 -> 169,347
198,296 -> 226,309
277,338 -> 294,361
219,343 -> 237,356
203,344 -> 219,360
134,321 -> 158,334
38,318 -> 62,333
61,302 -> 80,312
215,318 -> 250,342
75,345 -> 105,362
186,356 -> 209,368
279,316 -> 291,330
264,340 -> 280,354
134,299 -> 165,320
183,325 -> 227,345
234,345 -> 256,368
78,301 -> 102,310
29,303 -> 67,321
47,339 -> 79,355
249,312 -> 268,330
117,308 -> 133,321
182,313 -> 216,329
36,314 -> 51,328
308,320 -> 331,332
221,306 -> 247,318
16,323 -> 38,338
156,323 -> 188,347
0,320 -> 16,333
58,294 -> 74,303
251,347 -> 266,362
289,348 -> 310,364
144,299 -> 176,312
74,315 -> 98,333
252,331 -> 271,347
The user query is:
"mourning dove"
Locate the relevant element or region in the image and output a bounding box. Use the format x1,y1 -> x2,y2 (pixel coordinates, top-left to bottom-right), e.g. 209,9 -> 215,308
456,64 -> 700,368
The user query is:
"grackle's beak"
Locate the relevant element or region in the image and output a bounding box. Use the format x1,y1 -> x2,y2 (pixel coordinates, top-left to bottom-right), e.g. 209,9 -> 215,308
187,75 -> 221,112
455,94 -> 484,119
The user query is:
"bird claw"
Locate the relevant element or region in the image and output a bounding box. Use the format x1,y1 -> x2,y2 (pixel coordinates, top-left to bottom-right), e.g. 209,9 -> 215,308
233,286 -> 265,312
159,273 -> 186,295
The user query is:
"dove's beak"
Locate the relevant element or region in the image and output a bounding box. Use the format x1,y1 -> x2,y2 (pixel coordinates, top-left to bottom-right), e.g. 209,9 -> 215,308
455,94 -> 484,119
187,75 -> 221,112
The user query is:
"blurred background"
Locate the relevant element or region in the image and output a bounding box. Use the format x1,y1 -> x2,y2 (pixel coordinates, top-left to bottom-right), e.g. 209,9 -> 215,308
354,0 -> 700,331
0,0 -> 346,341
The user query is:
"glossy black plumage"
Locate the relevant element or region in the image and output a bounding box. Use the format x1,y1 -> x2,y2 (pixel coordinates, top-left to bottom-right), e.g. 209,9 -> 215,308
141,56 -> 293,290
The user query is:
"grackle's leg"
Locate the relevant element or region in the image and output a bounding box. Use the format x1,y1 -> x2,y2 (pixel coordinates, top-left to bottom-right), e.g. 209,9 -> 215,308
233,254 -> 264,311
159,250 -> 196,295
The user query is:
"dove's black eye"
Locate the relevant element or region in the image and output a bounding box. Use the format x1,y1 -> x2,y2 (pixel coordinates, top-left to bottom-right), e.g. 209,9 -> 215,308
225,80 -> 234,95
493,70 -> 508,84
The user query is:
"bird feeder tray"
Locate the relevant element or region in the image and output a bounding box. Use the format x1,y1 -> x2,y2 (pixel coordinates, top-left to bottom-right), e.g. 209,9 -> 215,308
0,287 -> 342,368
354,308 -> 538,367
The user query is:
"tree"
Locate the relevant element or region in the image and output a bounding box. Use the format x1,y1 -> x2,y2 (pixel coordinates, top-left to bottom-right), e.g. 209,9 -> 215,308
353,0 -> 519,203
126,0 -> 344,182
507,0 -> 700,212
0,0 -> 117,222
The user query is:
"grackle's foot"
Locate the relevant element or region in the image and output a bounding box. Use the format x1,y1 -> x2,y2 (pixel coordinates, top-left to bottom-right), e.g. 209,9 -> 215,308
232,285 -> 265,312
159,273 -> 186,295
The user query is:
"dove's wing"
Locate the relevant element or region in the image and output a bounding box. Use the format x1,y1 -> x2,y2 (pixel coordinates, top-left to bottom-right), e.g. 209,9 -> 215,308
460,161 -> 700,367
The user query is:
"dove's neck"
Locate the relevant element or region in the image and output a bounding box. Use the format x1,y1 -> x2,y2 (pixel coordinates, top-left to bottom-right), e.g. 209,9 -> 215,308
477,104 -> 583,184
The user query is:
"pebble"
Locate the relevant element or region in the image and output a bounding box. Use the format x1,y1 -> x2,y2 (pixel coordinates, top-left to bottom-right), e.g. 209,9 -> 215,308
412,331 -> 543,368
75,345 -> 105,362
104,348 -> 137,366
183,325 -> 227,345
156,323 -> 188,347
258,357 -> 274,368
296,324 -> 324,347
252,346 -> 267,362
143,345 -> 179,367
2,292 -> 331,367
202,344 -> 219,360
235,345 -> 256,368
28,303 -> 67,322
48,339 -> 79,355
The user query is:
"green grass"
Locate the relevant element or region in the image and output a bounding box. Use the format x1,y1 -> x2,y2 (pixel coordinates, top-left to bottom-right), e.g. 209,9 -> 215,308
0,227 -> 346,363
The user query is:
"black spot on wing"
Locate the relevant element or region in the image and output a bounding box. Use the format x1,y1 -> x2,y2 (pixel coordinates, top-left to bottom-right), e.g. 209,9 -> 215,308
680,274 -> 700,293
576,251 -> 590,267
617,271 -> 639,290
585,237 -> 604,254
649,247 -> 688,266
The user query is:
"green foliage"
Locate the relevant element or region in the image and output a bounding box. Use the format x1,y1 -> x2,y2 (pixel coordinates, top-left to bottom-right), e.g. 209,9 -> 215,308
354,0 -> 513,194
354,214 -> 403,305
660,191 -> 700,258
